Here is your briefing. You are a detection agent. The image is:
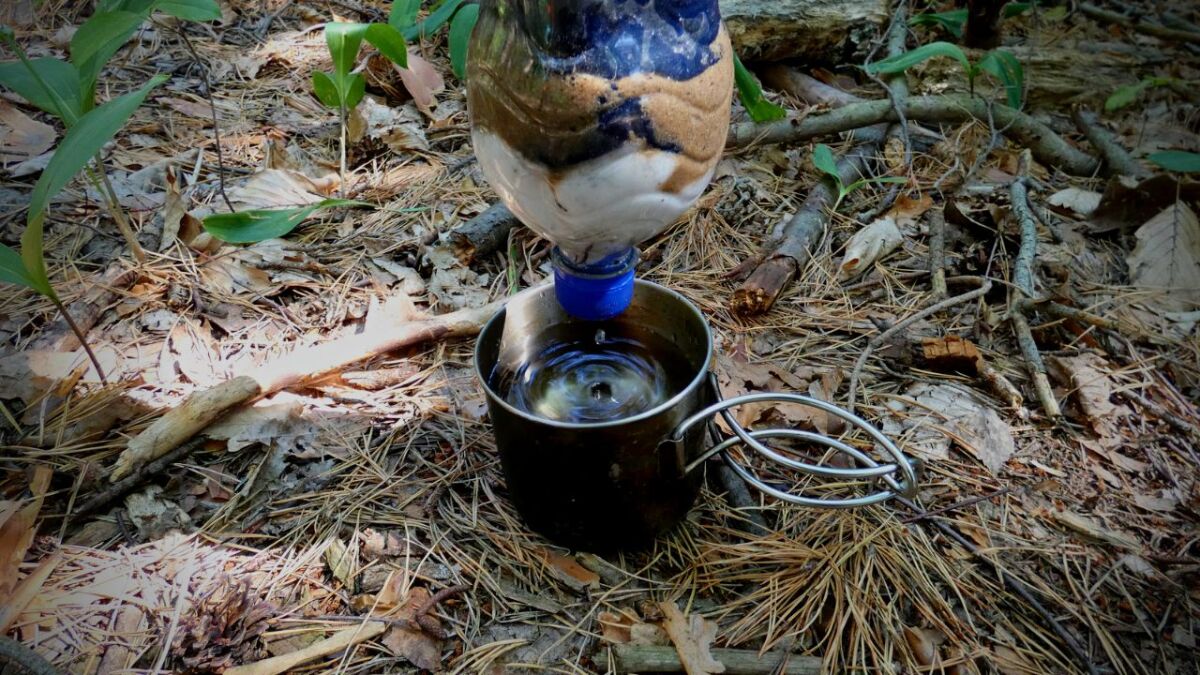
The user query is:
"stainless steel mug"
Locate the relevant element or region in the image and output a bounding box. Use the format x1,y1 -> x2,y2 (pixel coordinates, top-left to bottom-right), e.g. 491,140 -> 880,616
475,281 -> 918,551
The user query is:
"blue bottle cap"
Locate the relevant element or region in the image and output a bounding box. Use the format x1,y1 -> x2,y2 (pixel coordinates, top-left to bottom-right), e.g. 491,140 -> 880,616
552,247 -> 637,321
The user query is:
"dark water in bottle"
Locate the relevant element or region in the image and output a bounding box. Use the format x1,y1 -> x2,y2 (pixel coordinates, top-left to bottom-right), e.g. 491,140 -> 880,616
490,323 -> 693,424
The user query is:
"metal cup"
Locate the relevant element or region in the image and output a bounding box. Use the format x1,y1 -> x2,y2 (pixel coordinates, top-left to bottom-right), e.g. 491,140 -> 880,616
475,280 -> 713,551
475,280 -> 920,551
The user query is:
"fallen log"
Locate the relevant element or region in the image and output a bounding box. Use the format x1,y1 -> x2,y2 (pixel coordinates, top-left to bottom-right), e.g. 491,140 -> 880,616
109,298 -> 504,481
721,0 -> 887,62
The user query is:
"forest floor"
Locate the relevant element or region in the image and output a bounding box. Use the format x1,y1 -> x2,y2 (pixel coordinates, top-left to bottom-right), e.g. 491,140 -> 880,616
1,1 -> 1199,674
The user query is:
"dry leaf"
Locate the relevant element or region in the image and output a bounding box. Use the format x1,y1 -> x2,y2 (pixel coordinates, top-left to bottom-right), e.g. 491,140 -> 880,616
539,548 -> 600,592
0,350 -> 87,404
1127,202 -> 1200,311
355,97 -> 429,152
159,165 -> 186,251
900,383 -> 1015,473
160,95 -> 215,120
0,100 -> 55,166
124,485 -> 193,540
204,397 -> 319,453
396,52 -> 445,116
889,193 -> 934,225
0,467 -> 51,603
838,216 -> 903,281
229,168 -> 337,211
381,586 -> 443,671
902,626 -> 936,667
323,538 -> 355,588
599,610 -> 634,644
1049,354 -> 1129,437
1052,510 -> 1140,550
1047,187 -> 1101,216
199,251 -> 274,296
657,602 -> 725,675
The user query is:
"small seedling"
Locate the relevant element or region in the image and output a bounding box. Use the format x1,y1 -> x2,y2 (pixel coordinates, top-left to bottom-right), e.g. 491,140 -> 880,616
864,41 -> 1025,109
1105,76 -> 1182,112
812,143 -> 907,211
311,21 -> 408,192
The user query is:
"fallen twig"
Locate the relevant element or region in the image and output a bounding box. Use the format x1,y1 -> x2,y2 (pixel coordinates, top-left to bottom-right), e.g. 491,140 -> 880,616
1079,3 -> 1200,44
73,437 -> 206,518
1072,108 -> 1149,179
899,487 -> 1012,524
726,95 -> 1100,176
847,277 -> 993,410
928,208 -> 948,299
223,620 -> 386,675
413,584 -> 468,639
612,644 -> 821,674
446,202 -> 519,264
1009,155 -> 1062,419
110,299 -> 506,481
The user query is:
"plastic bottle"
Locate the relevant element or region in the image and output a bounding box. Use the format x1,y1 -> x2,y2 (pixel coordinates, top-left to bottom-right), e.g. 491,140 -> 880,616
467,0 -> 733,320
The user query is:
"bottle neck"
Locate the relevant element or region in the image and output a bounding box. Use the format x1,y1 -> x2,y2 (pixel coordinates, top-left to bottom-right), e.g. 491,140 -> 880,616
551,247 -> 637,321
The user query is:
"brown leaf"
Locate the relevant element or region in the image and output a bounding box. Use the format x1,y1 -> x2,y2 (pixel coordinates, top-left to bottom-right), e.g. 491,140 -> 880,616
902,626 -> 936,667
1090,174 -> 1200,233
657,602 -> 725,675
0,467 -> 51,604
0,100 -> 55,166
899,383 -> 1014,473
539,548 -> 600,591
1049,354 -> 1128,436
381,586 -> 443,671
354,97 -> 429,152
1127,202 -> 1200,312
599,610 -> 634,644
158,165 -> 186,251
396,52 -> 445,116
888,193 -> 933,225
0,350 -> 87,404
838,216 -> 902,281
230,168 -> 338,211
1052,510 -> 1140,550
323,538 -> 356,588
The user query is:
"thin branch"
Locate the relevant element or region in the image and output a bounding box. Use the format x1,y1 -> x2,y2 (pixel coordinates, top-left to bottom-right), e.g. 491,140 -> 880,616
928,207 -> 948,298
1072,108 -> 1148,179
726,95 -> 1100,176
1079,3 -> 1200,43
847,277 -> 993,411
171,22 -> 235,211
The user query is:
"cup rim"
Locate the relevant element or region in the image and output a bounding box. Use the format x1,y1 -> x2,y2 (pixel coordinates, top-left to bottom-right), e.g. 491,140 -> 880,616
474,279 -> 714,430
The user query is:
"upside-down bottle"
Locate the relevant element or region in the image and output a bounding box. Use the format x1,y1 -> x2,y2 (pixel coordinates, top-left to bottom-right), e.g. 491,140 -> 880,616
466,0 -> 733,320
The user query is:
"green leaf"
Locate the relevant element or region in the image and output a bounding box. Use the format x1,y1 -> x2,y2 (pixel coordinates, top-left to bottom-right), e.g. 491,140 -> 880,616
864,41 -> 971,77
324,22 -> 368,78
388,0 -> 421,30
0,57 -> 84,122
449,3 -> 479,81
312,70 -> 340,108
401,0 -> 465,41
1003,2 -> 1033,18
733,53 -> 786,124
0,243 -> 36,290
1105,81 -> 1149,112
155,0 -> 222,21
202,199 -> 373,243
908,9 -> 967,38
343,72 -> 366,110
364,23 -> 408,67
27,73 -> 168,225
20,212 -> 56,299
71,10 -> 146,95
1148,151 -> 1200,174
977,49 -> 1024,108
812,143 -> 839,181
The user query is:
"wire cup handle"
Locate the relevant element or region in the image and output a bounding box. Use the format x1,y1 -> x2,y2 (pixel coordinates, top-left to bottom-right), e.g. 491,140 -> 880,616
665,374 -> 921,509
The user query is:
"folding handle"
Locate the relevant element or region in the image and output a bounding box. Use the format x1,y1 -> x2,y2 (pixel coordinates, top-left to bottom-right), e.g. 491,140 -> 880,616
669,374 -> 920,508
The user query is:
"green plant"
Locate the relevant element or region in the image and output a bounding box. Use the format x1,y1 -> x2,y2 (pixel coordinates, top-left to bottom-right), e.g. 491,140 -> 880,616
811,144 -> 906,211
203,199 -> 373,243
386,0 -> 478,81
1148,151 -> 1200,174
734,53 -> 786,124
909,2 -> 1037,38
864,41 -> 1025,109
0,3 -> 212,377
311,21 -> 407,191
1105,76 -> 1181,112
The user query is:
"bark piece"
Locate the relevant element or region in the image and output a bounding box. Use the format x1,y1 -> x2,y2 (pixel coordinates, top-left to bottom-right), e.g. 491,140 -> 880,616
721,0 -> 887,62
658,602 -> 724,675
447,202 -> 519,264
